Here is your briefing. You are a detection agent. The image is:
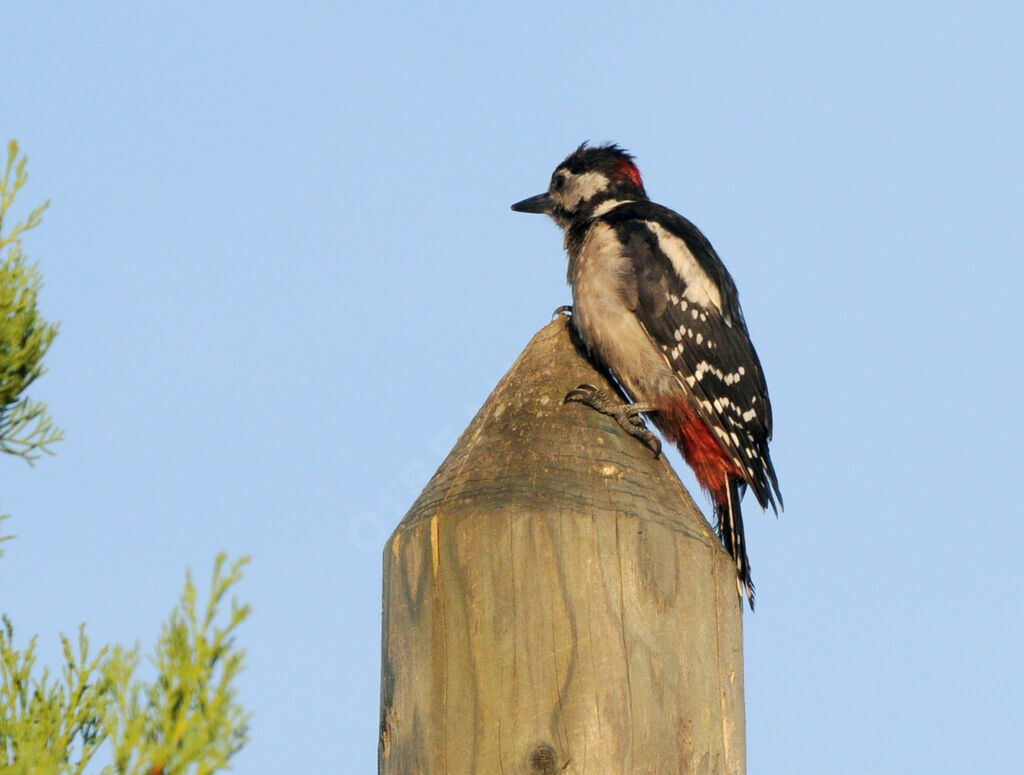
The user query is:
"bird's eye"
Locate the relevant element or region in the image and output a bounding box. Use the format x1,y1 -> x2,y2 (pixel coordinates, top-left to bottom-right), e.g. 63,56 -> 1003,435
552,173 -> 566,192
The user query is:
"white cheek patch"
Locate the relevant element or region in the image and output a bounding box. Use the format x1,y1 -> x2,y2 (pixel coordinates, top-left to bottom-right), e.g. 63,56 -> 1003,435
644,221 -> 722,310
565,171 -> 610,209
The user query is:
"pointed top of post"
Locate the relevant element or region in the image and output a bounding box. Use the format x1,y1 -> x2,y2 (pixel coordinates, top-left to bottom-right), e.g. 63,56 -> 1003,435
397,317 -> 717,547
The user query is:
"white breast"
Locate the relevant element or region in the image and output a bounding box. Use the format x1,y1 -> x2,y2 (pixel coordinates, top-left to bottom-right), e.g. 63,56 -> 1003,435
570,222 -> 679,400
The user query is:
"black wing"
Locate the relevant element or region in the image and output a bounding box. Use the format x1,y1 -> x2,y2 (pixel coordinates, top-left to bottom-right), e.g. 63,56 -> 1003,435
603,201 -> 782,512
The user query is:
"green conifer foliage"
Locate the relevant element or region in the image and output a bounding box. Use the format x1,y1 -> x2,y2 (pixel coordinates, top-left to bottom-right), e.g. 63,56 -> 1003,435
0,139 -> 62,463
1,144 -> 250,773
1,555 -> 251,774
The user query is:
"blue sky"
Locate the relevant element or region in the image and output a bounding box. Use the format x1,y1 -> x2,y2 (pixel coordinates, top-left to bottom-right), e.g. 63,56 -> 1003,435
3,2 -> 1022,772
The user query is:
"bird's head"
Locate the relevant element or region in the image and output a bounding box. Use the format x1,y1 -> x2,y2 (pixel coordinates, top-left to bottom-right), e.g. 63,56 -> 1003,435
511,143 -> 647,228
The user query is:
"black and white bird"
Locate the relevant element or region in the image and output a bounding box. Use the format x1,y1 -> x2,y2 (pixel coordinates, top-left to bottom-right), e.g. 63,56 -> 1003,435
511,143 -> 782,608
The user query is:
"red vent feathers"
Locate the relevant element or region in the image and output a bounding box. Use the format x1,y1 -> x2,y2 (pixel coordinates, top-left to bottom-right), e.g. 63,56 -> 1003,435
655,395 -> 742,503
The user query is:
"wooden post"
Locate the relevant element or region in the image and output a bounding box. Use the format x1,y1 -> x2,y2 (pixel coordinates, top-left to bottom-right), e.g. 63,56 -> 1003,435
379,317 -> 746,774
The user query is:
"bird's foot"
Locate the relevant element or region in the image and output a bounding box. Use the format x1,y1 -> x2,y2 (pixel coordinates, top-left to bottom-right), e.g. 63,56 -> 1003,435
552,304 -> 573,319
564,384 -> 661,458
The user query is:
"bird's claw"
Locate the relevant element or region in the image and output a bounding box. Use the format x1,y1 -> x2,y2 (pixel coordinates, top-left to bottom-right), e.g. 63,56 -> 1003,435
552,304 -> 573,319
563,382 -> 597,404
563,384 -> 661,458
636,428 -> 662,458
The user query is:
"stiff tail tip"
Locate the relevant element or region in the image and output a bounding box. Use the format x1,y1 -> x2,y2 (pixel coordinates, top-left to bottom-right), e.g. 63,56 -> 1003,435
723,477 -> 755,611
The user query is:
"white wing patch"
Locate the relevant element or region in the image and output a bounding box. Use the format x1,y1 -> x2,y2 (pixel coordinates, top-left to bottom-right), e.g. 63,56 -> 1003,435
644,221 -> 722,310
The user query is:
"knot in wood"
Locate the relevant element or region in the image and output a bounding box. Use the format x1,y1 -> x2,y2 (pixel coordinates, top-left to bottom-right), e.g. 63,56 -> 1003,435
529,743 -> 559,773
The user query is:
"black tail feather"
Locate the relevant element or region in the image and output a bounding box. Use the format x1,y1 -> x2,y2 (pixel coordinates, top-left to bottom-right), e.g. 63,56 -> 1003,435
718,477 -> 755,610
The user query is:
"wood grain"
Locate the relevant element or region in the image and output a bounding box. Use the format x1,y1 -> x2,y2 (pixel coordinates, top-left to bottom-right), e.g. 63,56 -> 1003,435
380,317 -> 745,774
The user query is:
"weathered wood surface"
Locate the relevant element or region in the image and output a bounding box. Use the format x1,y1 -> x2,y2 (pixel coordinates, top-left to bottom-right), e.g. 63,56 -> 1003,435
379,317 -> 745,774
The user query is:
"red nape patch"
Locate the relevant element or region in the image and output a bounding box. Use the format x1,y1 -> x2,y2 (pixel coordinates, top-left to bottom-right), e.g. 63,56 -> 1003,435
616,158 -> 643,187
655,395 -> 742,503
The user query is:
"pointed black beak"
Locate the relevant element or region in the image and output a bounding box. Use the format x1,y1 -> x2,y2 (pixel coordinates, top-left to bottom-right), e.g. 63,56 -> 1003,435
510,192 -> 551,214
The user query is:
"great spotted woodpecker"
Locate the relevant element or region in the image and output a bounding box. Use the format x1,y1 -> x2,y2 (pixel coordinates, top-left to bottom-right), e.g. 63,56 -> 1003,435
512,143 -> 782,608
